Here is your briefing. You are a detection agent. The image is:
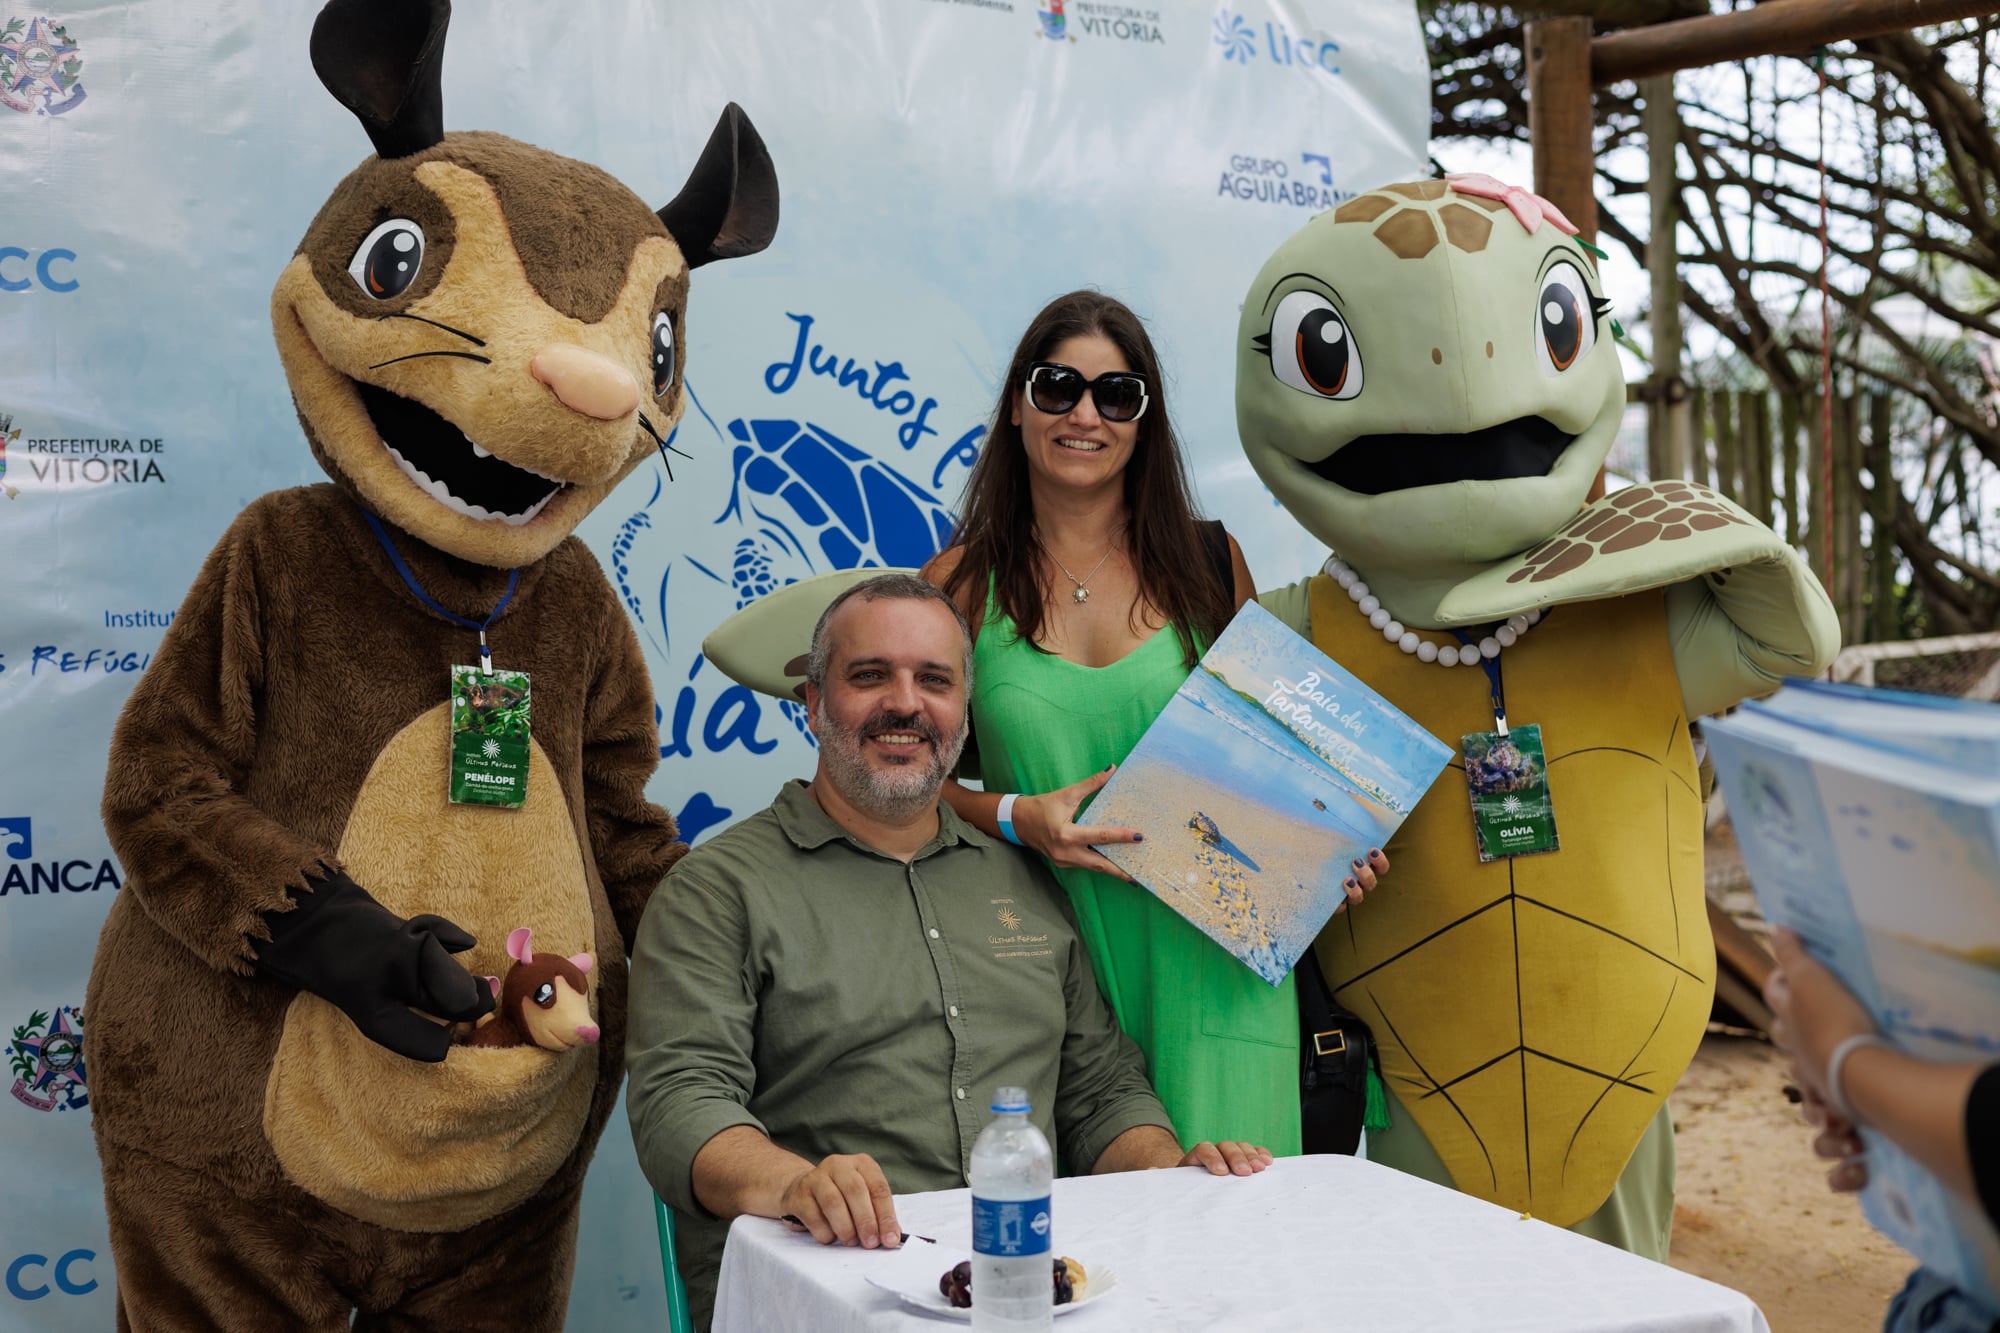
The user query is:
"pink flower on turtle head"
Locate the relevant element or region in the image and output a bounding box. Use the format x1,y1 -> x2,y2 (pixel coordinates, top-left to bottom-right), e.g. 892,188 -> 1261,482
1444,172 -> 1579,238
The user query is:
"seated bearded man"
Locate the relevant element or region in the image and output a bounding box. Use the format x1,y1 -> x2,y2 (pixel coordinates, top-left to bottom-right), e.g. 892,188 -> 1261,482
628,573 -> 1272,1329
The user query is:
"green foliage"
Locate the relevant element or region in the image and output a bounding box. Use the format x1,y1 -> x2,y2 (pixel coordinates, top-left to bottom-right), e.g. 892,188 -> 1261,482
451,670 -> 532,738
9,1011 -> 49,1080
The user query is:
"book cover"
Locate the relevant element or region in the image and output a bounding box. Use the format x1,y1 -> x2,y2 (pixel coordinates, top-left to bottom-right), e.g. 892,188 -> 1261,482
1086,601 -> 1454,986
1706,690 -> 2000,1307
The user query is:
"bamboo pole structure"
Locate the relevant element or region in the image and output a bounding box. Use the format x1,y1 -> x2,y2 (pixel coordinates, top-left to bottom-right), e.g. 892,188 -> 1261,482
1592,0 -> 2000,86
1779,392 -> 1802,545
1527,17 -> 1600,242
1805,392 -> 1829,590
1868,394 -> 1897,639
1836,394 -> 1865,640
1527,15 -> 1604,498
1713,390 -> 1740,502
1688,385 -> 1710,488
1642,73 -> 1685,483
1745,391 -> 1773,525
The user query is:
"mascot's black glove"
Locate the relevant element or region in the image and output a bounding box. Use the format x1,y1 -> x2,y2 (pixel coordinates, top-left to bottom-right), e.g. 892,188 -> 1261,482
253,869 -> 495,1063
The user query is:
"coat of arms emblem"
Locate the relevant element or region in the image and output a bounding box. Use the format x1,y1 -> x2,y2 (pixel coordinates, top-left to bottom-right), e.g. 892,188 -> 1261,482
11,1006 -> 87,1112
0,16 -> 87,116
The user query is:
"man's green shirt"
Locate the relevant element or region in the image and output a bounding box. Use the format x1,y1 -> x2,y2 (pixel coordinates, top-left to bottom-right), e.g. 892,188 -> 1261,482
627,780 -> 1175,1327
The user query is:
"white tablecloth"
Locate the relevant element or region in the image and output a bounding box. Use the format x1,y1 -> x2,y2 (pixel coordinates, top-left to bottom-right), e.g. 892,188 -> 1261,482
712,1156 -> 1767,1332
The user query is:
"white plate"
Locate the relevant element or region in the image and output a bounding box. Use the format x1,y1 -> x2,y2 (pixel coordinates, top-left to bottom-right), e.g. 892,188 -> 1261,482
866,1254 -> 1117,1322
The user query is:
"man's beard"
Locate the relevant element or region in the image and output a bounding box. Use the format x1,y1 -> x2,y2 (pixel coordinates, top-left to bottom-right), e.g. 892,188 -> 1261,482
813,700 -> 969,822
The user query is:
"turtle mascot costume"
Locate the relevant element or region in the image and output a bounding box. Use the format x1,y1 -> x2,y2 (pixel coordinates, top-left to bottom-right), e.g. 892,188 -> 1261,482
1244,174 -> 1838,1256
82,1 -> 778,1326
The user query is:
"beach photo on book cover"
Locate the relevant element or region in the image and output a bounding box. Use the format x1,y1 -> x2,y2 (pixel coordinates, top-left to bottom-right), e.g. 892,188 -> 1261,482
1089,603 -> 1452,986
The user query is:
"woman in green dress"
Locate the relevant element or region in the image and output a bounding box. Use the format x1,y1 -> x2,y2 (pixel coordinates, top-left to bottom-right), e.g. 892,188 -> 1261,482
922,290 -> 1388,1155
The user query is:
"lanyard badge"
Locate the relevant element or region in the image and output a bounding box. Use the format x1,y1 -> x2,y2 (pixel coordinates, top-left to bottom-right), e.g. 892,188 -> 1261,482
1455,631 -> 1560,863
450,664 -> 531,807
361,508 -> 531,809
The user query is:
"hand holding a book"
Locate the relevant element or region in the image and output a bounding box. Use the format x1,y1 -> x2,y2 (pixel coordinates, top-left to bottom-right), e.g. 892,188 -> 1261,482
1018,765 -> 1143,881
1765,928 -> 1880,1098
1765,928 -> 1874,1192
1763,928 -> 2000,1212
1341,848 -> 1392,906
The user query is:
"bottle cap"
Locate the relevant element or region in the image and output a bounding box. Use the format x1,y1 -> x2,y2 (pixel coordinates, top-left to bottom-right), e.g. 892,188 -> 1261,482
990,1085 -> 1030,1114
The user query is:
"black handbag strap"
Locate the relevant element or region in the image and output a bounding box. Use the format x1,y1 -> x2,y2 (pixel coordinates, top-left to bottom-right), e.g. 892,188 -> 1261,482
1199,520 -> 1231,598
1297,947 -> 1371,1155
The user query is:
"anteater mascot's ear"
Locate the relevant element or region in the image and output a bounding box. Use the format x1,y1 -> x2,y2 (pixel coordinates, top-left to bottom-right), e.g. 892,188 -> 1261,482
658,103 -> 781,268
310,0 -> 449,159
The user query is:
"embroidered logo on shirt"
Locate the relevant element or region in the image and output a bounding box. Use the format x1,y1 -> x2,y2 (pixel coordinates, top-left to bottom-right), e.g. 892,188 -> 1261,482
988,898 -> 1053,958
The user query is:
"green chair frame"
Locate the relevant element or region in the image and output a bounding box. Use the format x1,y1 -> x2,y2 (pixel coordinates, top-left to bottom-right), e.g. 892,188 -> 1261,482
653,1195 -> 696,1333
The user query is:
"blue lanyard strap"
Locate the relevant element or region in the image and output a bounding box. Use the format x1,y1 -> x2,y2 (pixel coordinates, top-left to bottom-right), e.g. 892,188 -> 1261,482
360,508 -> 519,673
1451,610 -> 1551,738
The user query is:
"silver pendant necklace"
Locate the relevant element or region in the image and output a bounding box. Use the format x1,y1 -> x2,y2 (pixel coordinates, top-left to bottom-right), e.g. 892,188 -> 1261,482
1046,541 -> 1118,604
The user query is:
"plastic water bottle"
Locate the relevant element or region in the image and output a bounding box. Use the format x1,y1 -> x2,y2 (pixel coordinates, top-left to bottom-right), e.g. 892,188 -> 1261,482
969,1085 -> 1054,1331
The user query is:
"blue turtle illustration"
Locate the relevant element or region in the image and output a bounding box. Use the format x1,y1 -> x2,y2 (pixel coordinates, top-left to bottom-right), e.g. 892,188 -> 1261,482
609,383 -> 964,778
722,416 -> 959,579
718,416 -> 961,737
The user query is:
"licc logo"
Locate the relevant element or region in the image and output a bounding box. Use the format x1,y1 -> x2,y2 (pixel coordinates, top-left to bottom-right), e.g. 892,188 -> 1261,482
0,817 -> 27,859
0,247 -> 77,291
5,1249 -> 97,1300
1211,7 -> 1340,74
0,15 -> 86,116
1213,9 -> 1254,62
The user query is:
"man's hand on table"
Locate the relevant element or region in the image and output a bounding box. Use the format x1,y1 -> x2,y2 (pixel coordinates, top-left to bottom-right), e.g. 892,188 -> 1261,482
768,1137 -> 1267,1251
1180,1140 -> 1275,1176
780,1152 -> 903,1250
1095,1123 -> 1273,1175
692,1127 -> 906,1250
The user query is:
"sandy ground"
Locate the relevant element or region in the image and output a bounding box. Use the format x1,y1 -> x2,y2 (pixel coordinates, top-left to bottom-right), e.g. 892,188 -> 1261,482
1667,1032 -> 1915,1331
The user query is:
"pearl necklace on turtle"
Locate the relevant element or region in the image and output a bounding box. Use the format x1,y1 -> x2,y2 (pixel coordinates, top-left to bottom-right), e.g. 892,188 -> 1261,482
1326,557 -> 1542,667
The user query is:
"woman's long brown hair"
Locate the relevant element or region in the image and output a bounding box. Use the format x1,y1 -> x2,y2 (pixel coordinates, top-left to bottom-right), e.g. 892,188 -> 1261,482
943,290 -> 1232,668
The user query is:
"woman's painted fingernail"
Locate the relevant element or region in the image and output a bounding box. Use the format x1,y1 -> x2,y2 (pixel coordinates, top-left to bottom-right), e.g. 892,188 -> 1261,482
1352,859 -> 1364,869
1344,878 -> 1358,890
1133,833 -> 1145,843
1369,848 -> 1382,858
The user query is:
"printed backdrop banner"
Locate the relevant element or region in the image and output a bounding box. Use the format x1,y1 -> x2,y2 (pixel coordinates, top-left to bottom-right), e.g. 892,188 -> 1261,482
0,2 -> 1426,1325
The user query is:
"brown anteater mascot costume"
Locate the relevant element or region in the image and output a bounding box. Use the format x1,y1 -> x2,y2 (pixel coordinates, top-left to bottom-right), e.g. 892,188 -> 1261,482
83,1 -> 777,1327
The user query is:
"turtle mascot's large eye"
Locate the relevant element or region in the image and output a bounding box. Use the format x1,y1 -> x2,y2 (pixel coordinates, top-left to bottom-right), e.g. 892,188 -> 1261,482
1535,261 -> 1597,375
1264,289 -> 1364,400
346,218 -> 426,300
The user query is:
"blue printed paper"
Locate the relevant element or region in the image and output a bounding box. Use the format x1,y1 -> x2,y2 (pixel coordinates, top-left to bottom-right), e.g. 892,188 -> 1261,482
1707,687 -> 2000,1308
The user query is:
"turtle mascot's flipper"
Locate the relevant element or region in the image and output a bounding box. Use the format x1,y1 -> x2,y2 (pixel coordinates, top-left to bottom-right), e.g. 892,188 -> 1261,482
1237,175 -> 1836,1257
84,1 -> 778,1326
704,567 -> 921,700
